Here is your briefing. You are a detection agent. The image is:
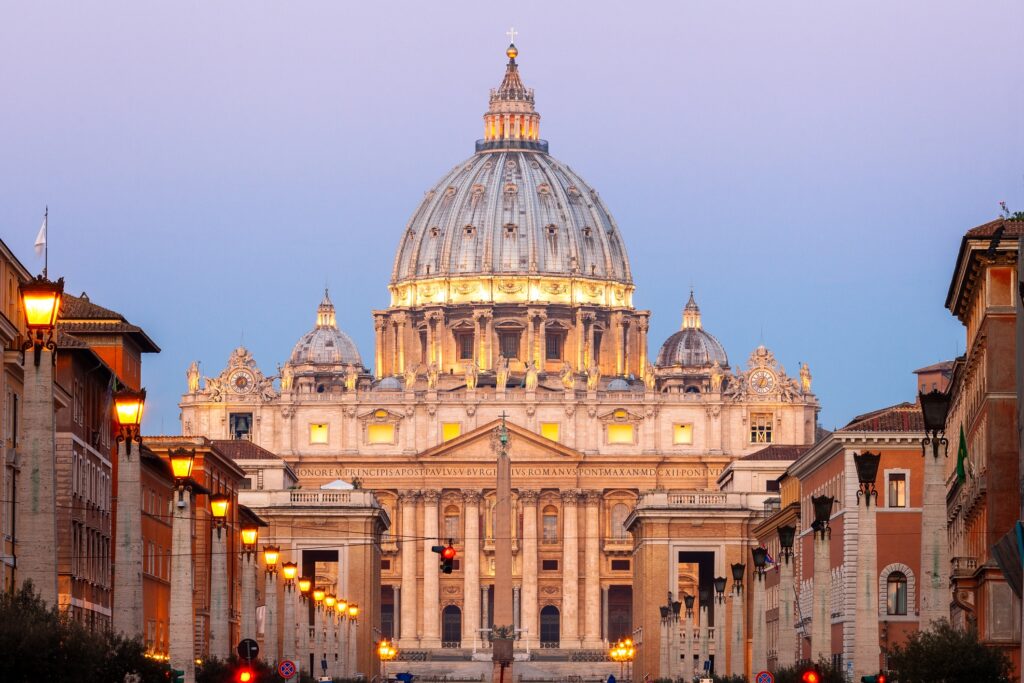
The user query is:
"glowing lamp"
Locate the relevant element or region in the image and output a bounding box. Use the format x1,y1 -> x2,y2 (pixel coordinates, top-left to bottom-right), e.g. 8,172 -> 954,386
281,562 -> 298,581
338,598 -> 349,612
20,275 -> 63,333
262,545 -> 280,571
240,524 -> 259,549
113,388 -> 146,431
348,603 -> 359,618
168,448 -> 195,483
209,493 -> 230,522
297,576 -> 312,594
312,588 -> 325,604
324,594 -> 336,608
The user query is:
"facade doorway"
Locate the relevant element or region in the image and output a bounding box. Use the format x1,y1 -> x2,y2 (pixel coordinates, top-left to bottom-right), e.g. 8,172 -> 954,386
607,586 -> 633,641
540,605 -> 560,647
442,605 -> 462,647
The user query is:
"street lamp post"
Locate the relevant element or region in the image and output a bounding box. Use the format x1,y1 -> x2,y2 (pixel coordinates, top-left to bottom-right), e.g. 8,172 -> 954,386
263,546 -> 280,667
325,594 -> 337,679
853,451 -> 882,678
347,603 -> 360,678
15,274 -> 63,606
312,588 -> 325,678
751,547 -> 769,674
240,523 -> 259,643
609,638 -> 634,682
919,390 -> 952,627
810,495 -> 835,662
729,563 -> 745,677
112,387 -> 146,638
281,562 -> 298,666
776,525 -> 797,669
698,588 -> 710,677
168,448 -> 197,683
337,597 -> 350,678
683,592 -> 695,678
713,577 -> 727,676
377,637 -> 397,683
209,492 -> 231,660
297,577 -> 312,676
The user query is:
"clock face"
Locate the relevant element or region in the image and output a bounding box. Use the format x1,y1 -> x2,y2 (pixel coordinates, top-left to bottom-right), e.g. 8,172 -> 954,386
230,370 -> 254,394
750,369 -> 776,394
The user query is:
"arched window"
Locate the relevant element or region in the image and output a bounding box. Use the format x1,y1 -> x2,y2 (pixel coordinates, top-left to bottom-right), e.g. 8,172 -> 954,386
542,505 -> 559,544
444,505 -> 461,543
540,605 -> 560,647
610,503 -> 629,540
442,605 -> 462,647
887,572 -> 908,615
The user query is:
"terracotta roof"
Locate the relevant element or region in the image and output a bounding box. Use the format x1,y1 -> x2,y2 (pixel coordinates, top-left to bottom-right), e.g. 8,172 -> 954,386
56,331 -> 90,349
212,439 -> 281,461
61,292 -> 126,321
914,360 -> 955,374
57,293 -> 160,352
964,217 -> 1024,238
843,402 -> 924,433
740,445 -> 810,461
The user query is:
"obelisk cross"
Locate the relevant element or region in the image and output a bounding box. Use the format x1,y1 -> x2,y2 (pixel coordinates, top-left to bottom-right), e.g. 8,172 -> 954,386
506,27 -> 518,44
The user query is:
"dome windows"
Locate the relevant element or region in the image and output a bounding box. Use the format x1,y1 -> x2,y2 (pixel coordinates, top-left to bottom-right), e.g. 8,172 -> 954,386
504,224 -> 518,238
464,225 -> 476,237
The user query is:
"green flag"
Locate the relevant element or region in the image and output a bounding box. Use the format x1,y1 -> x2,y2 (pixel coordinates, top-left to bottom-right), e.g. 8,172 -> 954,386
956,424 -> 968,484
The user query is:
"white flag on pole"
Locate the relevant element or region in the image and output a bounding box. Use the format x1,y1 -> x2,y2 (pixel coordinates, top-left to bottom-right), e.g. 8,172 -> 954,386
34,212 -> 47,257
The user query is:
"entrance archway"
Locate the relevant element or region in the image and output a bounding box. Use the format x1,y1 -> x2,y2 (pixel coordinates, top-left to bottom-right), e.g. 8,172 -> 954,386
540,605 -> 560,647
442,605 -> 462,647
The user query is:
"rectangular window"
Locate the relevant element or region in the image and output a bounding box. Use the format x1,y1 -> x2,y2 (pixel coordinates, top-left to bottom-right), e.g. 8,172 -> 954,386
540,422 -> 560,442
367,423 -> 396,445
750,413 -> 773,443
545,332 -> 563,361
766,479 -> 781,493
442,422 -> 462,442
499,332 -> 520,359
444,514 -> 460,543
229,412 -> 253,440
888,473 -> 907,508
607,423 -> 635,445
593,331 -> 603,365
611,559 -> 631,571
309,423 -> 329,444
542,513 -> 558,543
381,559 -> 391,571
457,333 -> 474,361
541,559 -> 559,571
988,581 -> 1022,640
673,424 -> 693,445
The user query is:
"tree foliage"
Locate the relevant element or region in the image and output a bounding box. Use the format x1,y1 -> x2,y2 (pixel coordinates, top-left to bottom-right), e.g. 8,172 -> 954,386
0,582 -> 169,683
885,619 -> 1013,683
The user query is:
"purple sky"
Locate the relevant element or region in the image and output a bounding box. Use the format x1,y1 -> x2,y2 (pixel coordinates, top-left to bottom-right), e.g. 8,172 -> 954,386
2,1 -> 1022,434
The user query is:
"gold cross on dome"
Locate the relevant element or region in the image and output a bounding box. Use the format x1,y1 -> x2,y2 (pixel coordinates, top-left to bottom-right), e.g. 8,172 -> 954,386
506,27 -> 518,44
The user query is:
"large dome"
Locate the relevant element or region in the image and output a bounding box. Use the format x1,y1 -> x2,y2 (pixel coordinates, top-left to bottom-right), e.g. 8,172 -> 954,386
656,292 -> 729,368
289,291 -> 363,366
389,44 -> 632,297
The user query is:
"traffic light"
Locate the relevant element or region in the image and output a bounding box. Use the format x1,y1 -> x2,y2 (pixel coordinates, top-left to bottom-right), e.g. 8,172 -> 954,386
861,675 -> 887,683
236,665 -> 255,683
432,541 -> 457,574
801,669 -> 820,683
169,669 -> 185,683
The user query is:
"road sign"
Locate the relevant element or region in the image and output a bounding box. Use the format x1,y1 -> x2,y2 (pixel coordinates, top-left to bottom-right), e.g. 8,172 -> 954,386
756,672 -> 775,683
278,659 -> 297,679
236,638 -> 259,661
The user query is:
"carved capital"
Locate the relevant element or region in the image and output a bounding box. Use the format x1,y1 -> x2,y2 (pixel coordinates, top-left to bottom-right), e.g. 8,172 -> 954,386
462,490 -> 483,505
560,489 -> 580,504
422,490 -> 442,504
582,489 -> 603,505
398,490 -> 421,504
518,489 -> 541,505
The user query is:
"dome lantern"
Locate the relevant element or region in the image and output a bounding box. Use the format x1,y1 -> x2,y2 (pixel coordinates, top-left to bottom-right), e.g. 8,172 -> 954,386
478,41 -> 546,153
316,289 -> 337,328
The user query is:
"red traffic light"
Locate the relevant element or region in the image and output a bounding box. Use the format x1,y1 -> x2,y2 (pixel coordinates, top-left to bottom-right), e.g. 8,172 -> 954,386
878,676 -> 886,683
237,667 -> 254,683
442,545 -> 457,560
802,671 -> 820,683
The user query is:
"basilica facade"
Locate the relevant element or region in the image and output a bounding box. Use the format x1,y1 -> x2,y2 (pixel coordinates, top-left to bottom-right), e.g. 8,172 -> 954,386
180,43 -> 819,665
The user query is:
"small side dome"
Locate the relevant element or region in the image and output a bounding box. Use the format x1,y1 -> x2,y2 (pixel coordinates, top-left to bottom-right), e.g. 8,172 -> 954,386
656,291 -> 729,368
289,290 -> 363,366
607,378 -> 631,391
375,377 -> 402,391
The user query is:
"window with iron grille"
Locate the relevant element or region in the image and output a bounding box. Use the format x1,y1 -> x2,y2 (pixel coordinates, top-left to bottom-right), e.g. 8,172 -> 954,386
457,333 -> 474,360
545,331 -> 564,360
499,331 -> 520,359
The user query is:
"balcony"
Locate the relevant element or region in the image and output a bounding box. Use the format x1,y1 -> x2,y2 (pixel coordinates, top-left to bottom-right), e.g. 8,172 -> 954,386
951,556 -> 978,579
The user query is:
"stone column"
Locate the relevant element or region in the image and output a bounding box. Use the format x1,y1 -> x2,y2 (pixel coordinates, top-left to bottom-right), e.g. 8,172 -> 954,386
241,554 -> 257,641
536,314 -> 548,369
474,311 -> 485,370
777,549 -> 796,669
699,601 -> 710,676
714,595 -> 726,676
281,582 -> 296,666
520,490 -> 540,647
575,310 -> 585,371
637,319 -> 649,378
170,490 -> 196,683
526,315 -> 535,370
209,528 -> 230,660
513,586 -> 521,636
399,491 -> 420,646
112,439 -> 143,638
729,584 -> 743,677
659,616 -> 669,676
17,353 -> 58,605
601,586 -> 609,643
582,491 -> 602,648
265,571 -> 279,666
560,490 -> 580,647
347,619 -> 358,678
811,530 -> 832,662
374,317 -> 385,378
397,316 -> 406,375
920,443 -> 950,626
313,604 -> 323,677
394,587 -> 401,639
326,610 -> 336,679
297,596 -> 309,676
854,479 -> 881,678
462,491 -> 482,645
751,572 -> 767,674
482,585 -> 490,632
422,490 -> 441,647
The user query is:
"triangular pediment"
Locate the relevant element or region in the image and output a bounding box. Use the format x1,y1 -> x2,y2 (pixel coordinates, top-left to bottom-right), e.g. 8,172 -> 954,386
417,419 -> 583,462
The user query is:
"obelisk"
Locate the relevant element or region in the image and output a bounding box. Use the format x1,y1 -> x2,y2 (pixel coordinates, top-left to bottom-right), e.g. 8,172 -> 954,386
492,416 -> 515,683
